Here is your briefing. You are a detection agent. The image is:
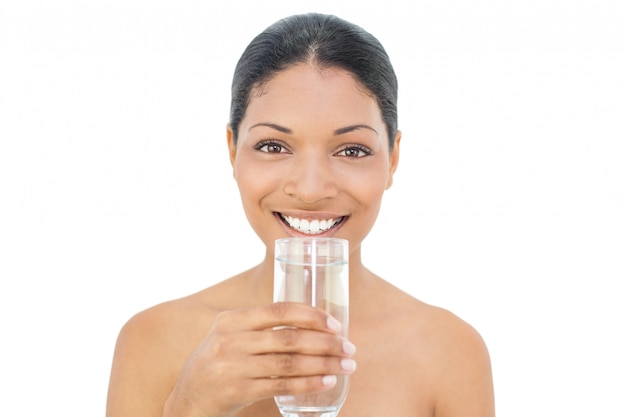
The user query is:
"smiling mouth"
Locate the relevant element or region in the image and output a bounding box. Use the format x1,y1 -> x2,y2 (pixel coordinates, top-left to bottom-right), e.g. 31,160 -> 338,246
276,213 -> 346,235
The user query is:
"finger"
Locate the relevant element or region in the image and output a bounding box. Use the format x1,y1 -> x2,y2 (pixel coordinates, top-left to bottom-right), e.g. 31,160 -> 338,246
215,302 -> 343,333
209,327 -> 354,358
257,327 -> 354,356
245,374 -> 342,399
249,353 -> 357,379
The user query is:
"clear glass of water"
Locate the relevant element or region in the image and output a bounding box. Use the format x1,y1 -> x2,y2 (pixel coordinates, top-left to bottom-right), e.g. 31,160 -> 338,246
273,237 -> 349,417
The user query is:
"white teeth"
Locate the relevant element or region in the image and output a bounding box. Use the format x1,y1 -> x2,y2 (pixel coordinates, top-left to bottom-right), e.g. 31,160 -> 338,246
282,215 -> 340,235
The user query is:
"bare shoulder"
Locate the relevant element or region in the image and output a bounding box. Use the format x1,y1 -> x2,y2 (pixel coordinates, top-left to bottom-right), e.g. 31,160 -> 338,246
360,278 -> 494,417
420,303 -> 495,417
366,277 -> 488,350
112,274 -> 252,361
115,293 -> 216,360
106,280 -> 237,417
410,297 -> 489,358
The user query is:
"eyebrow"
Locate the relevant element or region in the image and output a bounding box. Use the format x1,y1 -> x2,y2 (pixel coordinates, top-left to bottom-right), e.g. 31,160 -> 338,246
249,123 -> 292,133
333,124 -> 378,136
249,123 -> 378,136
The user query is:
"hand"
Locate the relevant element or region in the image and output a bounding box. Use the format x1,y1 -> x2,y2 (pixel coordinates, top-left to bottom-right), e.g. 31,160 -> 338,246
163,302 -> 357,417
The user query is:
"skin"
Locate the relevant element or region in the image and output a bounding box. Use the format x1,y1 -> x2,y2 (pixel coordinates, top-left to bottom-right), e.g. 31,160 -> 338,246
106,63 -> 495,417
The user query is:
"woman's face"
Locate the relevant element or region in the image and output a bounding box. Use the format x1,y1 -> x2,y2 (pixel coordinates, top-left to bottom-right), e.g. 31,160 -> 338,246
228,63 -> 400,256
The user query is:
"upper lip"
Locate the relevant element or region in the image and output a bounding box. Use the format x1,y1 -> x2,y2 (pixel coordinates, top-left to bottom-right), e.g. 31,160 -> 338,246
275,210 -> 347,220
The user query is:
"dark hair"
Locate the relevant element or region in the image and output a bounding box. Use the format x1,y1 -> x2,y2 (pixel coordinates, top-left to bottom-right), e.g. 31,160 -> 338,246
229,13 -> 398,149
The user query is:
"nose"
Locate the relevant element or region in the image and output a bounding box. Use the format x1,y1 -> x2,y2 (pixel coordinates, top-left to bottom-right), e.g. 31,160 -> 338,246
283,153 -> 338,204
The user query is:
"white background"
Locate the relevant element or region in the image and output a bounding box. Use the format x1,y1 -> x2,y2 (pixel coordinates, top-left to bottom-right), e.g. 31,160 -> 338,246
1,0 -> 624,415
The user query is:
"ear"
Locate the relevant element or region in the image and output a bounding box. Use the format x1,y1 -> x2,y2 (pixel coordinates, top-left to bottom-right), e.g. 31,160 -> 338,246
226,124 -> 237,168
386,130 -> 401,190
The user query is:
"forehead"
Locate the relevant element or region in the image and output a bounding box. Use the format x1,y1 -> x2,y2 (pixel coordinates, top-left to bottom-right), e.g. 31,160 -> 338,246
242,64 -> 383,130
252,63 -> 375,100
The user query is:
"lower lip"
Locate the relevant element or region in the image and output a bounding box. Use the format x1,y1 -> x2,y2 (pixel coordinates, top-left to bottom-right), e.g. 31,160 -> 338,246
275,213 -> 344,237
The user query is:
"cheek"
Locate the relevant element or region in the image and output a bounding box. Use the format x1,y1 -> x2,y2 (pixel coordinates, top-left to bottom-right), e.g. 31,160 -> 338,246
340,160 -> 390,199
235,167 -> 260,204
234,158 -> 280,205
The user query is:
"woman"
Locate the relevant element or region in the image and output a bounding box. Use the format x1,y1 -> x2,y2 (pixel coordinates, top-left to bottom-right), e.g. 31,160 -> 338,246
106,13 -> 494,417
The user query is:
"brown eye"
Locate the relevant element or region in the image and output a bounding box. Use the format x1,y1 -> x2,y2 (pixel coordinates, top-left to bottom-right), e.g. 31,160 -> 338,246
254,140 -> 289,154
336,145 -> 371,158
265,144 -> 283,153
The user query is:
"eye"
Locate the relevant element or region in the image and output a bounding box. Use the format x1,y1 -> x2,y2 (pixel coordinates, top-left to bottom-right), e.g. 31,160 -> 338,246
254,140 -> 290,154
335,144 -> 372,158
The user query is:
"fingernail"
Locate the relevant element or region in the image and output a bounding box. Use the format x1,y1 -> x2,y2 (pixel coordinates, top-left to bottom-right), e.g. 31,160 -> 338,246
343,341 -> 356,356
322,375 -> 337,387
341,359 -> 357,372
326,316 -> 342,333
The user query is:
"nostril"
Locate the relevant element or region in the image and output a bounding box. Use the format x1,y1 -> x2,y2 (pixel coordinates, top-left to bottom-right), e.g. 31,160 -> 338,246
282,177 -> 338,204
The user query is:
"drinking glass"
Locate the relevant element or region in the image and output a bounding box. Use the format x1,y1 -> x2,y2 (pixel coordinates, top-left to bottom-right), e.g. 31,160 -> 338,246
273,237 -> 349,417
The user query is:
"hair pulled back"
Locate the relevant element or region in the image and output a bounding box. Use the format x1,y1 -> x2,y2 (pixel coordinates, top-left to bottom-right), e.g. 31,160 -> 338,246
229,13 -> 398,148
